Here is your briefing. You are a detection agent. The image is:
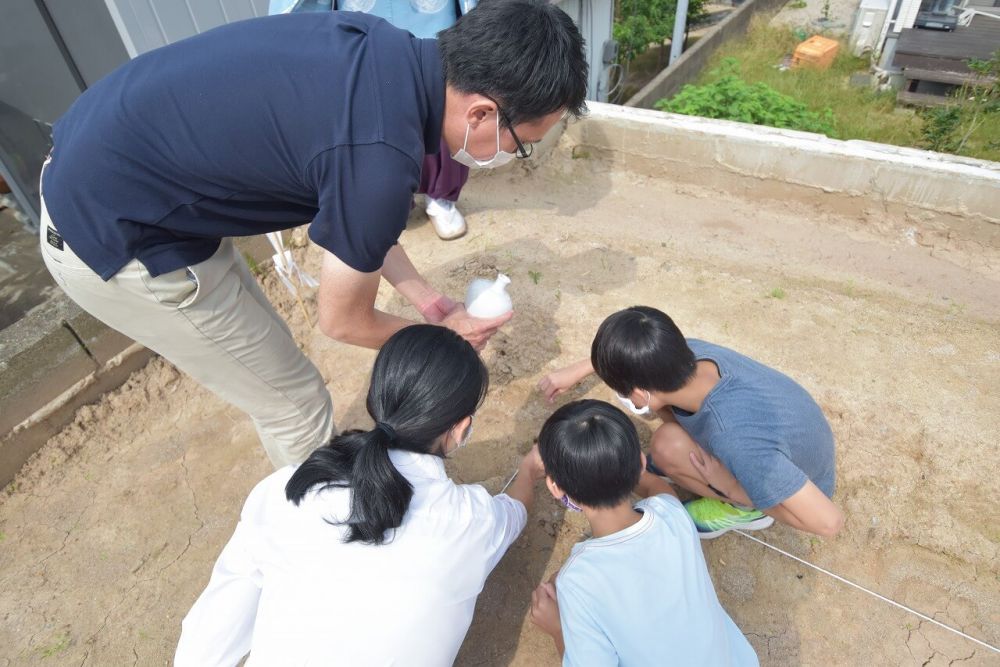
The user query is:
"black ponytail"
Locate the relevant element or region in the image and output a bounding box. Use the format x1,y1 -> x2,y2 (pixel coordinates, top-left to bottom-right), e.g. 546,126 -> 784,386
286,325 -> 489,545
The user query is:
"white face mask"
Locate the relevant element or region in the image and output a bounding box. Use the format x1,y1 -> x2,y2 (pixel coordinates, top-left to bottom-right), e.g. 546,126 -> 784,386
615,390 -> 651,416
451,121 -> 517,170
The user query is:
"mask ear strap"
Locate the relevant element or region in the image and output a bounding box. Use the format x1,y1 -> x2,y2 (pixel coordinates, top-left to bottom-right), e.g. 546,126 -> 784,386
463,123 -> 473,150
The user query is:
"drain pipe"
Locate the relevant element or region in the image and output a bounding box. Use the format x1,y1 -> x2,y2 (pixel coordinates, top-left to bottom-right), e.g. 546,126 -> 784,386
669,0 -> 691,65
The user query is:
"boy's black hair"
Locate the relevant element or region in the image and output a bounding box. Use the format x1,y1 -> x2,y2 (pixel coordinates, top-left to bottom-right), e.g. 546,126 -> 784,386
437,0 -> 588,126
537,399 -> 642,508
591,306 -> 697,396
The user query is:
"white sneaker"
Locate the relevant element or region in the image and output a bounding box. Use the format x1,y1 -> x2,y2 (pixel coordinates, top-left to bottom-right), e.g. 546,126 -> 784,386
426,197 -> 467,240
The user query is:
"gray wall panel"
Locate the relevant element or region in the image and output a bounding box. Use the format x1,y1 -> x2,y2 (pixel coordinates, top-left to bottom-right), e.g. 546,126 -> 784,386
45,0 -> 130,87
0,0 -> 83,122
188,1 -> 228,31
148,0 -> 197,43
106,0 -> 269,54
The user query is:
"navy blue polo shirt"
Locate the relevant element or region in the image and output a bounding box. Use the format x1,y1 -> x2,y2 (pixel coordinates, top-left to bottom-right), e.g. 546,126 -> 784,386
42,12 -> 444,280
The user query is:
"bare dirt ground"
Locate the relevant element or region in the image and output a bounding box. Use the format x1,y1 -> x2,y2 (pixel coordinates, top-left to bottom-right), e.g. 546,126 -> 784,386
1,149 -> 998,666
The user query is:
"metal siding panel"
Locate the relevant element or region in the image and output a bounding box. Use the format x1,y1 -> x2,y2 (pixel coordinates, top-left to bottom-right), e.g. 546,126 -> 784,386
220,0 -> 259,20
148,0 -> 197,43
188,1 -> 228,32
121,0 -> 168,52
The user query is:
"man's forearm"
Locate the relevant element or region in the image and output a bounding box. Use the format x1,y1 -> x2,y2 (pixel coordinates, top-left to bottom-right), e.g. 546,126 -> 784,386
320,308 -> 414,349
381,244 -> 436,308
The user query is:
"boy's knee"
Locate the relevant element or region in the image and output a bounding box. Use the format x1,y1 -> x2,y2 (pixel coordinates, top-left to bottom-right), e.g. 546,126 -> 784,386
650,423 -> 690,468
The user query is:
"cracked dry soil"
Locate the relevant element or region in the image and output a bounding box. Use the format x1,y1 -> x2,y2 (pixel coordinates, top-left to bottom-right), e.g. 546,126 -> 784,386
1,155 -> 998,665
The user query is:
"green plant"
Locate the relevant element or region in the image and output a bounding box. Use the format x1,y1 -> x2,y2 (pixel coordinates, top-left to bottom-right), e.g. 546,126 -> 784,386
614,0 -> 707,64
768,287 -> 787,299
788,0 -> 807,8
528,270 -> 542,284
920,50 -> 1000,155
656,58 -> 836,135
920,106 -> 962,152
38,633 -> 70,658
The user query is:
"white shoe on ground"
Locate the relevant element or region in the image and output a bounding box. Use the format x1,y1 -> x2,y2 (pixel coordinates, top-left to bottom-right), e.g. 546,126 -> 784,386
426,197 -> 467,240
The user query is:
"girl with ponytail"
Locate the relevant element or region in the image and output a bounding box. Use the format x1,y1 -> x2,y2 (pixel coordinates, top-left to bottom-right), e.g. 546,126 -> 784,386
176,325 -> 546,666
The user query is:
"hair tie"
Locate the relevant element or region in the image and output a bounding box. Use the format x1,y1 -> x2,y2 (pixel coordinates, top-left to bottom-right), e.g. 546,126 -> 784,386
374,421 -> 398,443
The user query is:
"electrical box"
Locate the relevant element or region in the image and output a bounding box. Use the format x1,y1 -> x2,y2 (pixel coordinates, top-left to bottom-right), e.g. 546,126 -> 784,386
849,0 -> 890,56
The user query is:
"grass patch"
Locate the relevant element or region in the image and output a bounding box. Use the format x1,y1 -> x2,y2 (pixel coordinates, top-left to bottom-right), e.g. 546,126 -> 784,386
768,287 -> 788,299
38,633 -> 70,658
666,19 -> 999,161
528,270 -> 542,285
243,252 -> 263,278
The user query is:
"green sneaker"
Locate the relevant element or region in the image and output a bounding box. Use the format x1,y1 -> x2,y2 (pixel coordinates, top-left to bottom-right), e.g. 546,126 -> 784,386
684,497 -> 774,539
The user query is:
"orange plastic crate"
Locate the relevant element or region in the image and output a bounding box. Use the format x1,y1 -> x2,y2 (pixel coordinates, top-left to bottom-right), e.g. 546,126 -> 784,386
792,35 -> 840,70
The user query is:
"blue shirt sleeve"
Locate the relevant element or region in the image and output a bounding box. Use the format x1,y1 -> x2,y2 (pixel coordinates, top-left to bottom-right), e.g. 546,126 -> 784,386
557,575 -> 620,667
305,143 -> 419,273
715,435 -> 809,510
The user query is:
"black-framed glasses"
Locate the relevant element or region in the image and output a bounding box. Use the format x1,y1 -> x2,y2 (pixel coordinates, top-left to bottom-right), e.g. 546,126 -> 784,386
486,96 -> 533,159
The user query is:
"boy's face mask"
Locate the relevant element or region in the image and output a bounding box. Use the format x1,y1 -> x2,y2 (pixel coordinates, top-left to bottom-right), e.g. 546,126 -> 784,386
560,494 -> 583,512
615,390 -> 651,416
451,121 -> 517,170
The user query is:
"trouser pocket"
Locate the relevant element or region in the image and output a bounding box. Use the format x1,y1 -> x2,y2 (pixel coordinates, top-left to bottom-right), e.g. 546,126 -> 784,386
140,239 -> 236,309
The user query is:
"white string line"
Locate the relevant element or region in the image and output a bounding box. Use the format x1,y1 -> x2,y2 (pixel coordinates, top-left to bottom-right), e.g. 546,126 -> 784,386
500,468 -> 519,494
734,530 -> 1000,655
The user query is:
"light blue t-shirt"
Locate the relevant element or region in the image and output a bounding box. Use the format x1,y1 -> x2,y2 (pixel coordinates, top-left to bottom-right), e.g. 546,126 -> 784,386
675,339 -> 836,510
556,495 -> 758,667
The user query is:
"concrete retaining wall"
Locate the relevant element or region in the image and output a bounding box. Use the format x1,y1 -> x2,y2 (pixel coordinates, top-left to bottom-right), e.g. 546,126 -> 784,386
565,103 -> 1000,235
625,0 -> 790,109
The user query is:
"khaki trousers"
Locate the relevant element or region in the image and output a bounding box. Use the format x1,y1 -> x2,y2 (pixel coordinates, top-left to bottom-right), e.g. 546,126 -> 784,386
38,193 -> 334,468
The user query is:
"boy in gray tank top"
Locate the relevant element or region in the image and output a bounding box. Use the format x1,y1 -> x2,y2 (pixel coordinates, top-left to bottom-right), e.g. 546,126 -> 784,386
538,306 -> 843,539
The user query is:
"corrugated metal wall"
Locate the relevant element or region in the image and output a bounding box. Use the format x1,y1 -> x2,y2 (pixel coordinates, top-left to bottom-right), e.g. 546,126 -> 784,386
104,0 -> 270,56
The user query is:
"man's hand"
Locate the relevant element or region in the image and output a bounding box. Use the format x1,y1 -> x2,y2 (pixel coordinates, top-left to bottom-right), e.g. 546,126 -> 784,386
529,582 -> 562,639
416,292 -> 459,323
441,305 -> 513,351
537,359 -> 593,403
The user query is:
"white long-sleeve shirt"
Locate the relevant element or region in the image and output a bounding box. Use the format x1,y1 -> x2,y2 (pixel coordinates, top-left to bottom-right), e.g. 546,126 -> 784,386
175,450 -> 527,666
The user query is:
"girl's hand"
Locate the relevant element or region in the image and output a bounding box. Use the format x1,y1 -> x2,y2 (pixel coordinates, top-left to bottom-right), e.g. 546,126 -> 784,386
529,582 -> 561,638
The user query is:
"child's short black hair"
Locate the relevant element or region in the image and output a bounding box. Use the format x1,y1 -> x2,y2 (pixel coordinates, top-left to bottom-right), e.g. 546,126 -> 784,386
538,400 -> 642,508
591,306 -> 697,396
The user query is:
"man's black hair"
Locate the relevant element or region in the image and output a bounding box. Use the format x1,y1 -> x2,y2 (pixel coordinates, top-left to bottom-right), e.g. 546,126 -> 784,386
438,0 -> 588,125
538,399 -> 642,508
591,306 -> 697,397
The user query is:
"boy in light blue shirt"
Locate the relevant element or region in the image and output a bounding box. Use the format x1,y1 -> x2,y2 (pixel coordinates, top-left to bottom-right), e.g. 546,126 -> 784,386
530,399 -> 758,666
